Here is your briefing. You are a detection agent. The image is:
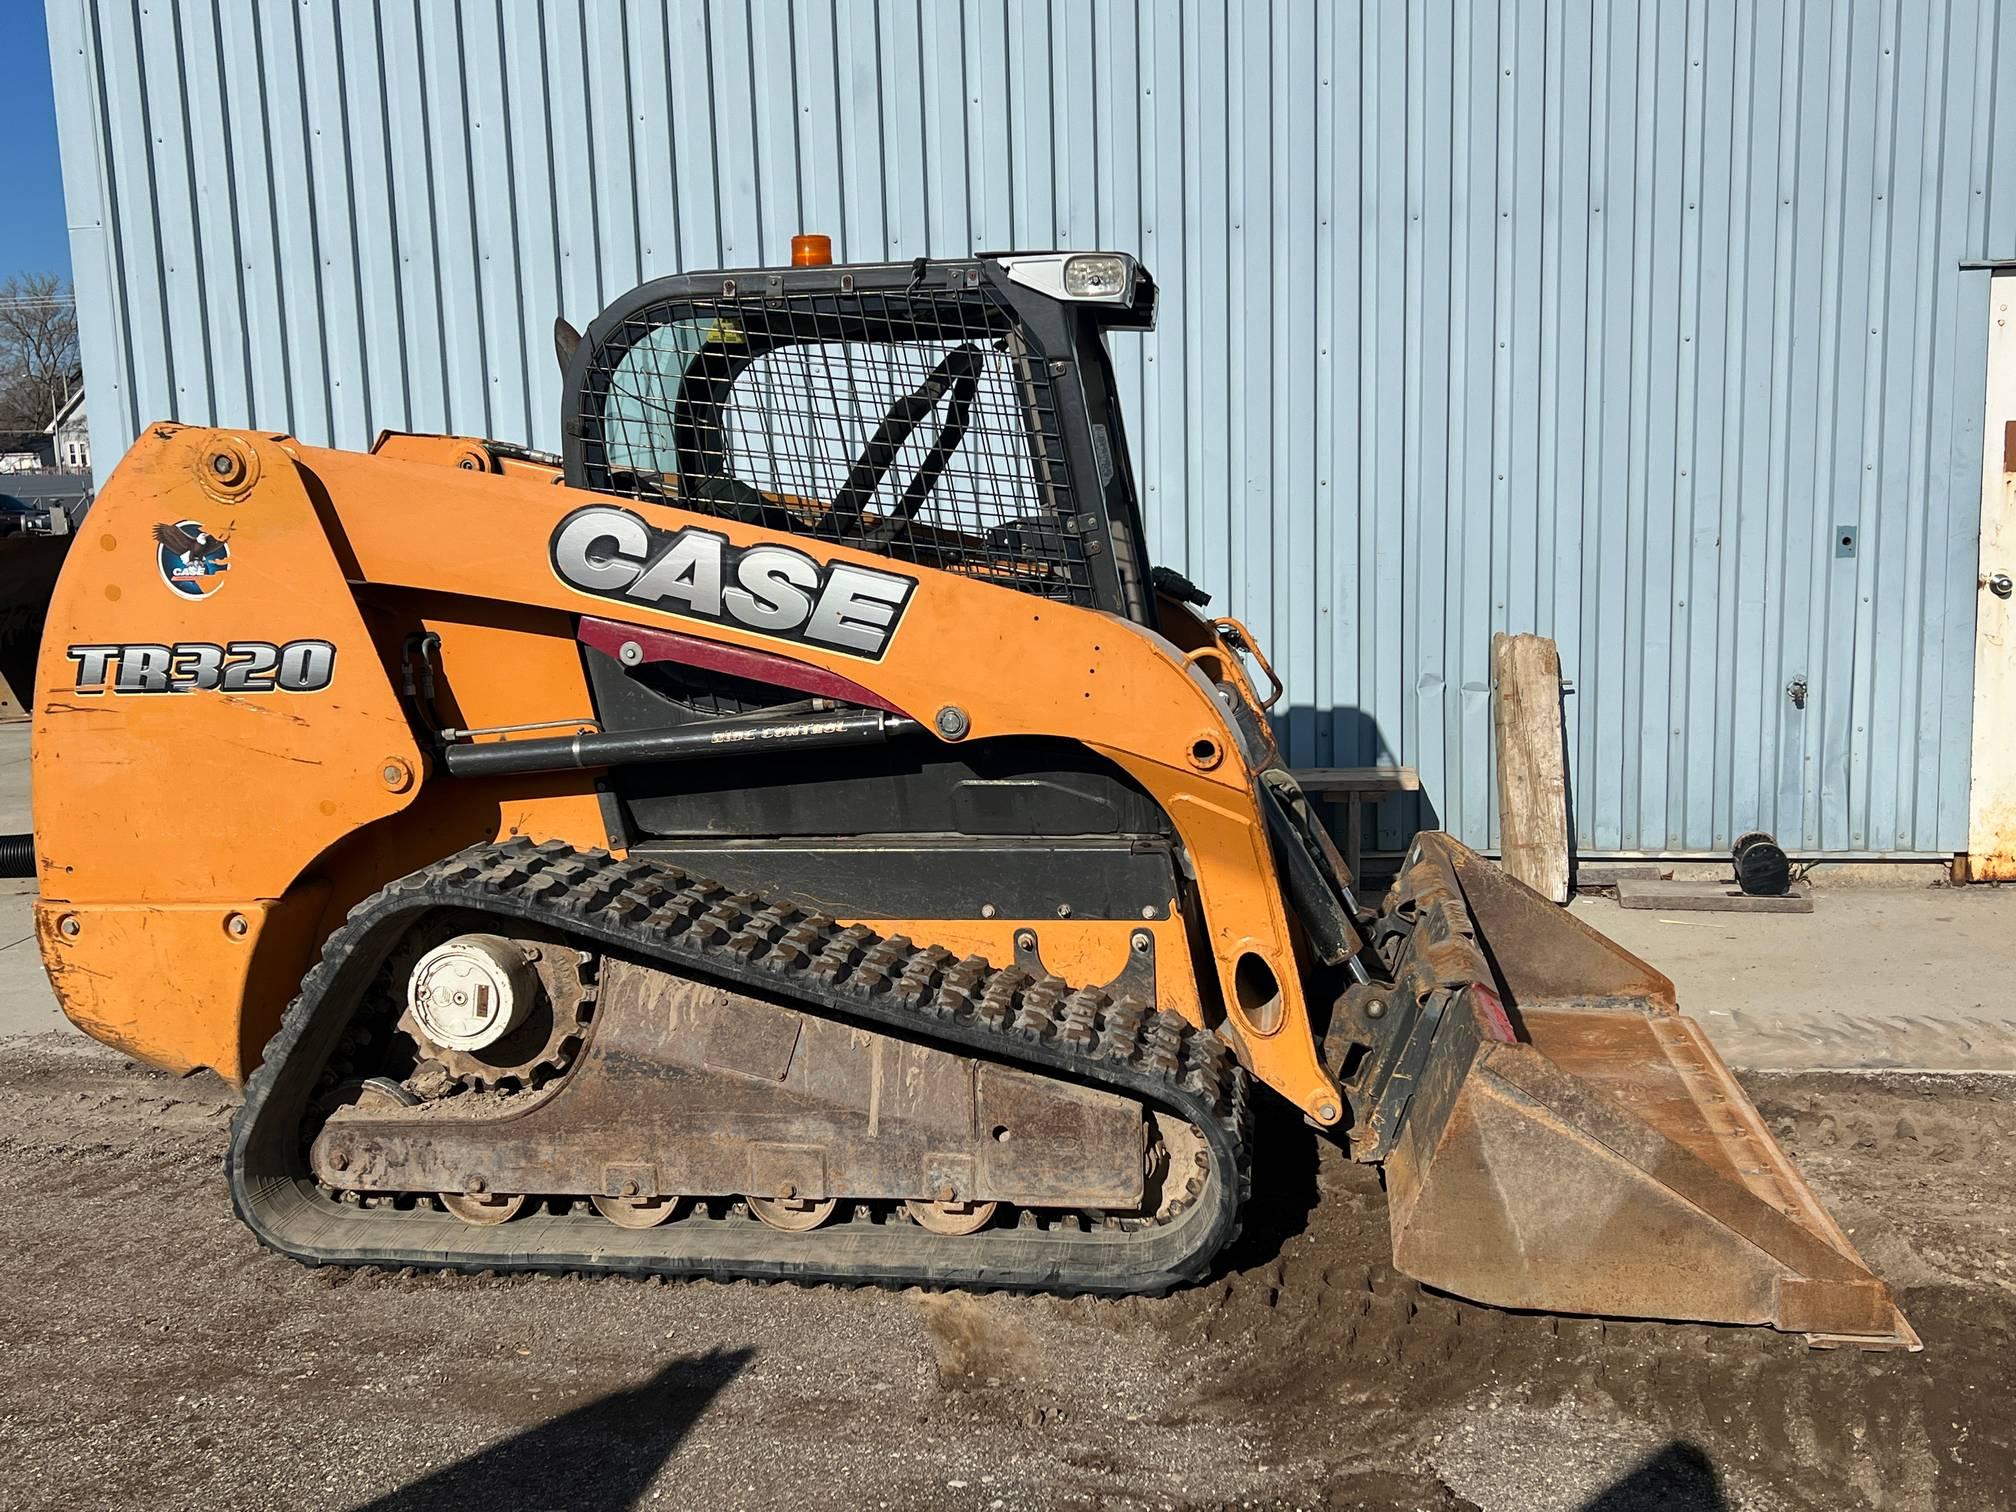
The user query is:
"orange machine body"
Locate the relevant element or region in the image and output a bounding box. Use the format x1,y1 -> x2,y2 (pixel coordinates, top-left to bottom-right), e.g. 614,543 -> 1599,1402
34,425 -> 1341,1122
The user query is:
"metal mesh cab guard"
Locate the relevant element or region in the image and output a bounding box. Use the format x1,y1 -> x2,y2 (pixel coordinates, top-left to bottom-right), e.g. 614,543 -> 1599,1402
561,255 -> 1156,617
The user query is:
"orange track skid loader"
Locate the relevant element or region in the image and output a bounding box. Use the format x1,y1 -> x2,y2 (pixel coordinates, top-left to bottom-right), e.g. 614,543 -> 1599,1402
31,250 -> 1912,1347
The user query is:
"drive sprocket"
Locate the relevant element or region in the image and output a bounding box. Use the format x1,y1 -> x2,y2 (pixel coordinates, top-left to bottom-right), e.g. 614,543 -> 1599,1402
389,909 -> 595,1091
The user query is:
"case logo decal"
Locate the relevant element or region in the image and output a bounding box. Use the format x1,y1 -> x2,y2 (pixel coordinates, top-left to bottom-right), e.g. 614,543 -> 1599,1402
549,505 -> 916,660
153,520 -> 232,598
67,640 -> 335,695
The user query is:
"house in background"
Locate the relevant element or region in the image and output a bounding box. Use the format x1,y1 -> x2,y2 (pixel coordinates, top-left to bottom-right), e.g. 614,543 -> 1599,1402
0,382 -> 87,475
44,388 -> 87,472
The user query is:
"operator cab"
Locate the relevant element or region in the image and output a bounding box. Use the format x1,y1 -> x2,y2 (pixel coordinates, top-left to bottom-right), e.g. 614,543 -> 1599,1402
559,247 -> 1160,623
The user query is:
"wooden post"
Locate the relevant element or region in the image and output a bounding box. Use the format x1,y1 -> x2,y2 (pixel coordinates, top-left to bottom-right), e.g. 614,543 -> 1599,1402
1492,632 -> 1571,903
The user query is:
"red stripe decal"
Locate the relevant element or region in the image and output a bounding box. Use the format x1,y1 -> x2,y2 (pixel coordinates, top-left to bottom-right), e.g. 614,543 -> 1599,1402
576,616 -> 909,718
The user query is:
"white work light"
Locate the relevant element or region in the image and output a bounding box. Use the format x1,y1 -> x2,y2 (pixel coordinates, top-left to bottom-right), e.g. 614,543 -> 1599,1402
1062,254 -> 1128,298
999,252 -> 1137,304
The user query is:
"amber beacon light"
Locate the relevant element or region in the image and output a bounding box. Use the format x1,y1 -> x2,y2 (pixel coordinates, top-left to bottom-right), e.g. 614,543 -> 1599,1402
791,233 -> 833,267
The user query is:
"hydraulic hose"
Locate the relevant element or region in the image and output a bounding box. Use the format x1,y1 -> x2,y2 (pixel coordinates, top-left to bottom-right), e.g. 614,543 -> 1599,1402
0,833 -> 34,878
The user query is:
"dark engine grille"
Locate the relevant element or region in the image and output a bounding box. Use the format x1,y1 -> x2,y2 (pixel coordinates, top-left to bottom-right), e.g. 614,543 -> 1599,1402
572,284 -> 1093,605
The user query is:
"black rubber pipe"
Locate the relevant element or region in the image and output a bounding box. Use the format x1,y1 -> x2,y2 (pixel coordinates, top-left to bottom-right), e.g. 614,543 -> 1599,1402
0,834 -> 33,878
442,708 -> 922,779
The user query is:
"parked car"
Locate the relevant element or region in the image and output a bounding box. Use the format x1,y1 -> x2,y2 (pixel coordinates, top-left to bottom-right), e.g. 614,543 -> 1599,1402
0,496 -> 43,537
0,494 -> 79,537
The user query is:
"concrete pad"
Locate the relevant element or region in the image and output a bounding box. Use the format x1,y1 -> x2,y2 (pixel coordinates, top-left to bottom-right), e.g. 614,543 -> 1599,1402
1573,861 -> 1666,884
1572,885 -> 2016,1072
1614,876 -> 1813,912
0,878 -> 61,1037
0,727 -> 57,1038
0,720 -> 29,833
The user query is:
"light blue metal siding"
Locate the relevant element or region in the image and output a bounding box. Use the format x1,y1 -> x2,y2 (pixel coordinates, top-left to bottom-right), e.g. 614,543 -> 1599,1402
45,0 -> 2009,856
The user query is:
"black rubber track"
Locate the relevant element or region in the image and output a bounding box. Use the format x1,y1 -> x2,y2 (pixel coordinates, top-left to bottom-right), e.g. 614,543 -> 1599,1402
230,839 -> 1253,1294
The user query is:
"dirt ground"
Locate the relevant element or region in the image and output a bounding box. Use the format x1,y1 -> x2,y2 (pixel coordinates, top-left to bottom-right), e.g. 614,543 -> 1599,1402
0,1031 -> 2007,1512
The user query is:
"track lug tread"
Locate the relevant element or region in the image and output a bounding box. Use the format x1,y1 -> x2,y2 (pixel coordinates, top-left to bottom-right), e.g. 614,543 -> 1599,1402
229,842 -> 1254,1296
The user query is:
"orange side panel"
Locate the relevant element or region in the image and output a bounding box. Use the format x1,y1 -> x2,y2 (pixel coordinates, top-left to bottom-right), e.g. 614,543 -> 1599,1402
32,427 -> 423,1075
34,426 -> 423,904
35,888 -> 328,1081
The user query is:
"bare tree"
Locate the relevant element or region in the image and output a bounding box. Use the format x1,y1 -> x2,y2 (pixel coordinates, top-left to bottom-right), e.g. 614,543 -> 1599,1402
0,274 -> 81,441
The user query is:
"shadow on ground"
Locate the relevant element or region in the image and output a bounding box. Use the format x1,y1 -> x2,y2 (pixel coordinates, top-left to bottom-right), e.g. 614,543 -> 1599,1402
1582,1440 -> 1727,1511
1210,1079 -> 1325,1276
351,1345 -> 754,1512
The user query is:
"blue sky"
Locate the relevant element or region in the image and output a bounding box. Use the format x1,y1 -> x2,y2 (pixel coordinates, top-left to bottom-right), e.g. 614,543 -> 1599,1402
0,0 -> 73,282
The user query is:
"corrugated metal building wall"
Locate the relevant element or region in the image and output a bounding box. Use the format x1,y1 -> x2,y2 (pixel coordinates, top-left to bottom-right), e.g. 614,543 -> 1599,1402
45,0 -> 2011,857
